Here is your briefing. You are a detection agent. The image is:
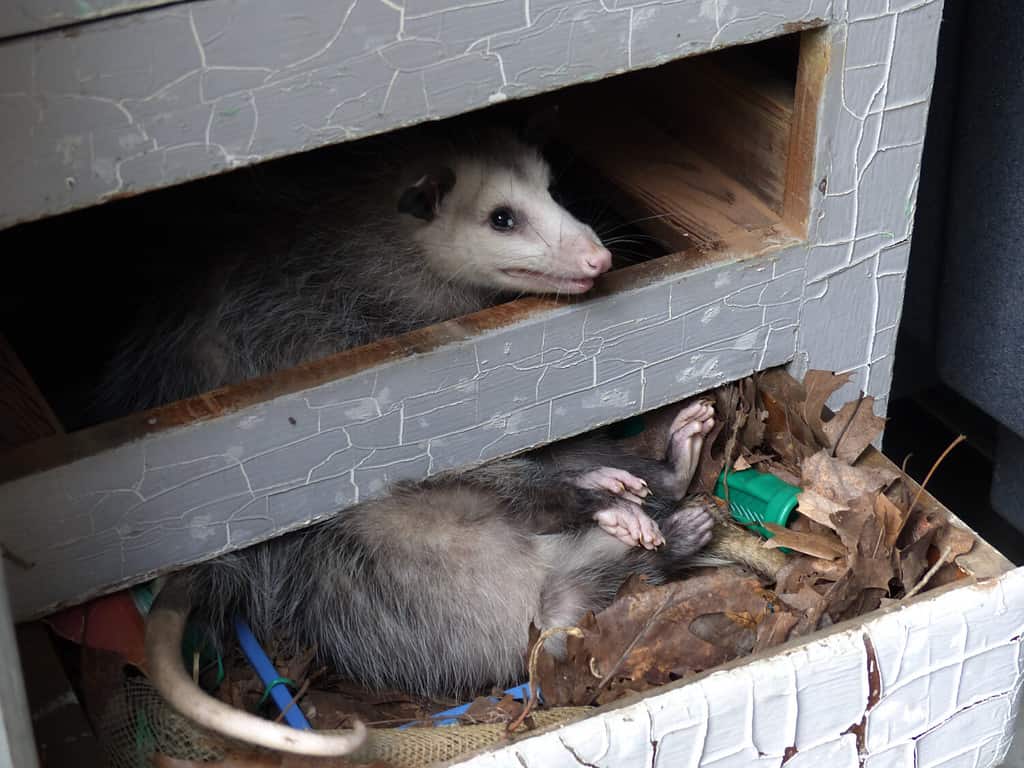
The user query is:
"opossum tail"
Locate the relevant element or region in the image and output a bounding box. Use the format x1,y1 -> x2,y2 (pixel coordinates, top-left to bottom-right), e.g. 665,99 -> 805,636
144,574 -> 368,757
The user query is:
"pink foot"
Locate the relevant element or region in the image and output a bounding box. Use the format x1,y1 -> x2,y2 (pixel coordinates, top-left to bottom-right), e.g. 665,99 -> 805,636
574,466 -> 650,506
592,501 -> 665,550
666,401 -> 716,497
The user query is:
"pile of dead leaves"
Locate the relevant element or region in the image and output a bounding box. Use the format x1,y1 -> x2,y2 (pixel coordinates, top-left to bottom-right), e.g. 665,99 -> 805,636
533,368 -> 976,708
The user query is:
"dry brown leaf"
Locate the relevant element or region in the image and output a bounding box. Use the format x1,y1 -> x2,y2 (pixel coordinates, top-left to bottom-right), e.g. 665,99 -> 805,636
688,612 -> 756,655
898,528 -> 937,589
927,563 -> 972,590
757,371 -> 819,456
762,460 -> 802,488
802,450 -> 898,505
532,619 -> 595,709
739,377 -> 767,449
753,611 -> 799,651
761,391 -> 815,464
695,418 -> 727,495
461,694 -> 523,725
733,455 -> 752,472
796,489 -> 848,530
802,370 -> 853,447
536,571 -> 784,706
779,584 -> 828,615
762,523 -> 847,560
774,555 -> 847,594
832,495 -> 896,593
823,396 -> 887,463
935,522 -> 976,561
874,492 -> 908,551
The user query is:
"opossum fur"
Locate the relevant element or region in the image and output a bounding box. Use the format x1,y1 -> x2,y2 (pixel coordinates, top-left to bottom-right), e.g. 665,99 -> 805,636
179,451 -> 714,700
90,123 -> 611,423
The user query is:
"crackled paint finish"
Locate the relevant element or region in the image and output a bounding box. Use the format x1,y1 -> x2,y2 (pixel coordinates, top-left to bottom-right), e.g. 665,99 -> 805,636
0,252 -> 806,619
0,0 -> 943,630
0,0 -> 832,229
448,568 -> 1024,768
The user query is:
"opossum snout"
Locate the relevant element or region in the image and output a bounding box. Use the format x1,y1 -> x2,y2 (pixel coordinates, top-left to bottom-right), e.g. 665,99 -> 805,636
576,240 -> 613,278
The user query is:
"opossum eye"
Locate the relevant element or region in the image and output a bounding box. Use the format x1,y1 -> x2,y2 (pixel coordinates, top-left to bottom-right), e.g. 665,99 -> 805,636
489,207 -> 516,232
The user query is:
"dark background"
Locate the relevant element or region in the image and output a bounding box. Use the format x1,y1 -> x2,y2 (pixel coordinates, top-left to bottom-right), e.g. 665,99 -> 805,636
883,0 -> 1024,564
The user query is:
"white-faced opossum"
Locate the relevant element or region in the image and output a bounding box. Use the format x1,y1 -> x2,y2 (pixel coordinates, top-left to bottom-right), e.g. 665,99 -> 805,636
145,402 -> 718,756
92,122 -> 612,422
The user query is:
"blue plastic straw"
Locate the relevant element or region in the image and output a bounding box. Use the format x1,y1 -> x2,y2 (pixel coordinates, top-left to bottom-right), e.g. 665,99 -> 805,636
233,616 -> 312,730
399,682 -> 538,728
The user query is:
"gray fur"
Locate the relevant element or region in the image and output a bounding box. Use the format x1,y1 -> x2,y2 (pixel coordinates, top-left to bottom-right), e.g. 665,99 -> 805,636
185,439 -> 713,699
89,124 -> 609,423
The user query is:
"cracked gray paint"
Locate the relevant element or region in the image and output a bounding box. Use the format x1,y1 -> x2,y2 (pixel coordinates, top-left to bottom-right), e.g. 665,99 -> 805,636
0,0 -> 942,625
790,0 -> 942,415
0,0 -> 832,230
1,252 -> 802,619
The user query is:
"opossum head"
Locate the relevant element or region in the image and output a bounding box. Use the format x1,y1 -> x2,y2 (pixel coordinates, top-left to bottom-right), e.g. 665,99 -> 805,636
397,135 -> 612,295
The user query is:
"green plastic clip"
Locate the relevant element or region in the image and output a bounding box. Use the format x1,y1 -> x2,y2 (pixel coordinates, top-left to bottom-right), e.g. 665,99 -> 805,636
714,468 -> 800,540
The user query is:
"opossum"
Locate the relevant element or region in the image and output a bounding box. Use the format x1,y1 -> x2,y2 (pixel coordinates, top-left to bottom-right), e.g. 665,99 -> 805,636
145,402 -> 718,756
92,122 -> 612,422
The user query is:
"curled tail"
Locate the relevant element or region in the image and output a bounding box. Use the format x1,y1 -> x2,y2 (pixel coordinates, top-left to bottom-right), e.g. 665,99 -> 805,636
144,574 -> 367,757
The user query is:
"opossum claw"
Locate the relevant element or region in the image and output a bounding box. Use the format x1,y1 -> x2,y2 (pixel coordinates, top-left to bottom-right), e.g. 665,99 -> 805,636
574,466 -> 651,506
593,501 -> 665,550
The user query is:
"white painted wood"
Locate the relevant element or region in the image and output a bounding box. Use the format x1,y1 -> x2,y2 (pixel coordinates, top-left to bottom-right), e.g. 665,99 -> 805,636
448,568 -> 1024,768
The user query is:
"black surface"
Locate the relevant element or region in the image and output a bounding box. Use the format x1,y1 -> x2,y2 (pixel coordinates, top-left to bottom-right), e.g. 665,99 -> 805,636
883,392 -> 1024,566
934,0 -> 1024,437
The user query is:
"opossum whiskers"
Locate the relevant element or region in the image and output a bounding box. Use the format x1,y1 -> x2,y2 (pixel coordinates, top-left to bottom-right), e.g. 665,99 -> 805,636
594,212 -> 677,239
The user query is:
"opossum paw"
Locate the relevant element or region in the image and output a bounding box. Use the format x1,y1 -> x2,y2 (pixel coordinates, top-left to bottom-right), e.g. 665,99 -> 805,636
574,466 -> 650,506
593,501 -> 665,550
660,499 -> 715,559
666,401 -> 717,496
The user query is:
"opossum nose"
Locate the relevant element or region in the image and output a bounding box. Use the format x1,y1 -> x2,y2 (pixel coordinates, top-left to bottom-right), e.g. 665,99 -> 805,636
581,244 -> 613,277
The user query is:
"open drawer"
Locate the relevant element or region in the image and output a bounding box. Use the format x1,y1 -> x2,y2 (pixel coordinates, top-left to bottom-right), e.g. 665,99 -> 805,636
13,380 -> 1020,768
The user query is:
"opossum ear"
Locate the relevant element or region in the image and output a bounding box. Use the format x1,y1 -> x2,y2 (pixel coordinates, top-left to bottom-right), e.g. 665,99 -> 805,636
397,168 -> 456,222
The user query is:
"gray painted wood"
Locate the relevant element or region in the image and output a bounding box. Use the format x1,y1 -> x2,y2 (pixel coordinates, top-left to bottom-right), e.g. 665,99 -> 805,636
0,0 -> 832,230
0,0 -> 176,39
1,249 -> 805,620
0,0 -> 945,621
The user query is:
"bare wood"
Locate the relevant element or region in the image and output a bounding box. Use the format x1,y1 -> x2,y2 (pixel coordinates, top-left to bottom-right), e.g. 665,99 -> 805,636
783,28 -> 832,233
625,54 -> 796,215
556,105 -> 783,253
0,335 -> 63,452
